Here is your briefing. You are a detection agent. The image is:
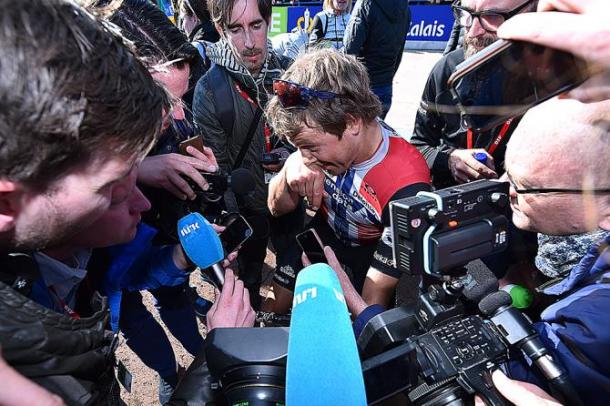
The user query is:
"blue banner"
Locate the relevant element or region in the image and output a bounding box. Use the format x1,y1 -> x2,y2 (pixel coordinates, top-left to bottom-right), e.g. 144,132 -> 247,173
287,6 -> 323,33
407,5 -> 454,42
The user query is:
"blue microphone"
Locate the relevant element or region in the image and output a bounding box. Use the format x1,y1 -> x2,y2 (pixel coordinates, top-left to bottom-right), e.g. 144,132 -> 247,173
177,212 -> 226,285
286,263 -> 367,406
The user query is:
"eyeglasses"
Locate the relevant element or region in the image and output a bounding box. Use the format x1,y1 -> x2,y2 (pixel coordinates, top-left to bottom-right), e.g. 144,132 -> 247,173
452,0 -> 534,32
273,79 -> 342,109
513,187 -> 610,195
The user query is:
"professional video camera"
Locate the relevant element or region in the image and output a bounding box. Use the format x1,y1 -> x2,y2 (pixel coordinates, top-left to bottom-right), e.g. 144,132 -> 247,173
357,180 -> 579,405
389,179 -> 510,278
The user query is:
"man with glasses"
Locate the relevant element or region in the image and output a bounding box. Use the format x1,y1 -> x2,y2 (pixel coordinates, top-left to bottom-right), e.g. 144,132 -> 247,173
501,97 -> 610,403
193,0 -> 301,309
411,0 -> 536,189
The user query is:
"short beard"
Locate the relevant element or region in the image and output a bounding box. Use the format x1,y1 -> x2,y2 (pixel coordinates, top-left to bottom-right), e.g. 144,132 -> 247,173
464,34 -> 497,59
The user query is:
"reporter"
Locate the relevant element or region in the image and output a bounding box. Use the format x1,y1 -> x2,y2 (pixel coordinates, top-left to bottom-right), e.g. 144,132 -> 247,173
498,0 -> 610,102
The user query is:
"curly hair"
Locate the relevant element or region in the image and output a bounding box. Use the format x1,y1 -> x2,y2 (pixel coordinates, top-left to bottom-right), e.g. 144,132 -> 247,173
266,49 -> 382,140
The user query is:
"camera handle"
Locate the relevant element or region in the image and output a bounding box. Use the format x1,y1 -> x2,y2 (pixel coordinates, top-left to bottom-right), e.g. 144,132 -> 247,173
415,191 -> 446,277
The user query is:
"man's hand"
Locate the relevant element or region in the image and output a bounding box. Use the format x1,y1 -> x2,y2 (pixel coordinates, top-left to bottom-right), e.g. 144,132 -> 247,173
206,269 -> 256,331
284,152 -> 325,211
302,246 -> 368,318
137,146 -> 218,200
448,148 -> 497,184
498,0 -> 610,102
0,353 -> 65,406
475,370 -> 561,406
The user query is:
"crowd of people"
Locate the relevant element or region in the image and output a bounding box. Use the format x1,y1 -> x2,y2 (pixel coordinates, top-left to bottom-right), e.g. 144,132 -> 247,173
0,0 -> 609,404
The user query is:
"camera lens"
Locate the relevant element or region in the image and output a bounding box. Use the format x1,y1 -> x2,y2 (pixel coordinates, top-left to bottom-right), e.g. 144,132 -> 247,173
221,365 -> 286,406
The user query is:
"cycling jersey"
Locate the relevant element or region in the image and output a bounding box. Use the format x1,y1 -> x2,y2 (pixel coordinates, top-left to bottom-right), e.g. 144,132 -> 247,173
320,122 -> 430,248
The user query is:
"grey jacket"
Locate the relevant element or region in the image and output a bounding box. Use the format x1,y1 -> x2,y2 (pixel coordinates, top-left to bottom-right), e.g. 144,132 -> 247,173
192,57 -> 290,214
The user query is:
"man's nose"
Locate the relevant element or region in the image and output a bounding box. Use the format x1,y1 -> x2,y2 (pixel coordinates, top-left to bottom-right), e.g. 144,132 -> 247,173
131,187 -> 152,214
468,15 -> 488,38
244,29 -> 255,49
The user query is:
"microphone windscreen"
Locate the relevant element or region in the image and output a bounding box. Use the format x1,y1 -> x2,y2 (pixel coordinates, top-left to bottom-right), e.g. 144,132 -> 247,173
462,267 -> 499,302
178,212 -> 224,269
479,291 -> 512,316
286,264 -> 366,406
229,168 -> 256,195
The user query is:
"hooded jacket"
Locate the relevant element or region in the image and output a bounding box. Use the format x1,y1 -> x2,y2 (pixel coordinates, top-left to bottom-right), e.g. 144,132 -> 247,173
343,0 -> 410,88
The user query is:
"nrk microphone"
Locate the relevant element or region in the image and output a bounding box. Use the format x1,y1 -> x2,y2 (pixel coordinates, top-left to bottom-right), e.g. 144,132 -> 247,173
178,212 -> 226,285
479,290 -> 583,406
286,264 -> 366,406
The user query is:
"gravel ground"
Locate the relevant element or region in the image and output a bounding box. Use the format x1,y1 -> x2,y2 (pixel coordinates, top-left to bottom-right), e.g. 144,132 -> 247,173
116,50 -> 443,405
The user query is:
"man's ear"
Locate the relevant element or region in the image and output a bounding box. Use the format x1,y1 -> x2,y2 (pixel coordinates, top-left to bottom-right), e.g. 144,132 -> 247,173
215,23 -> 224,36
344,114 -> 362,138
0,180 -> 20,233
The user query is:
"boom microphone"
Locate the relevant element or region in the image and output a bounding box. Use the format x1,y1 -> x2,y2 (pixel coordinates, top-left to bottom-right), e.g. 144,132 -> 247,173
177,212 -> 226,285
286,263 -> 366,406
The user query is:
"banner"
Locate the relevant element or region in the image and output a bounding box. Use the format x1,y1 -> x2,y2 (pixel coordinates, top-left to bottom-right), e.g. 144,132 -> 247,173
270,5 -> 454,44
407,5 -> 454,42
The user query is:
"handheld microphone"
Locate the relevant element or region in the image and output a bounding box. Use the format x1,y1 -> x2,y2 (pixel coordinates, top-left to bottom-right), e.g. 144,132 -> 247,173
177,212 -> 226,285
286,263 -> 366,406
479,291 -> 582,406
185,168 -> 256,196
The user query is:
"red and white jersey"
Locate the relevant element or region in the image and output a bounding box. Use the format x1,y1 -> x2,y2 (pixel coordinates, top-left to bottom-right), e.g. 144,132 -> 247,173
320,123 -> 430,246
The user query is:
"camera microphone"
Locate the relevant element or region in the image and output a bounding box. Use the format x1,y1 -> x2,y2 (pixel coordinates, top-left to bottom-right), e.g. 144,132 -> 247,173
177,212 -> 226,285
479,291 -> 583,406
287,263 -> 366,405
194,168 -> 256,196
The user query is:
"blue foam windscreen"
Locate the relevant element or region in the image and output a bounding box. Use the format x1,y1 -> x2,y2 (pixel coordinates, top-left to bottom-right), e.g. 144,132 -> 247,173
286,263 -> 367,405
177,212 -> 224,269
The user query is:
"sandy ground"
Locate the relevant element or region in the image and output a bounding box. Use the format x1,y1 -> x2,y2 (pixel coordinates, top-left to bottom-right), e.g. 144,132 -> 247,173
116,50 -> 444,405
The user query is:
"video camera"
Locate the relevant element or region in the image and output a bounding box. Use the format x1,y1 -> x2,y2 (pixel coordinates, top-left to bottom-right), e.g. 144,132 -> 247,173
390,179 -> 510,278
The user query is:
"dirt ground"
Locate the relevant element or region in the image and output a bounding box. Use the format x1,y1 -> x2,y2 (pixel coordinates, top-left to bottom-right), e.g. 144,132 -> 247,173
116,50 -> 443,405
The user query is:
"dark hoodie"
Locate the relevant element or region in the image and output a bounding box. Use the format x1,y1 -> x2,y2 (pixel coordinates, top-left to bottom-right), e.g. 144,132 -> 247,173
344,0 -> 411,88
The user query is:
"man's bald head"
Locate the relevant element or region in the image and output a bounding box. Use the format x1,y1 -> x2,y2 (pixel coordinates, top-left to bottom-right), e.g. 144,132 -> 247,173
506,98 -> 610,235
507,98 -> 610,188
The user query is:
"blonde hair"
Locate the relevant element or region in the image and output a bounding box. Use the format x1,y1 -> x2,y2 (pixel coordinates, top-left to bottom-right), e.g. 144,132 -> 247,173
266,49 -> 381,140
323,0 -> 352,14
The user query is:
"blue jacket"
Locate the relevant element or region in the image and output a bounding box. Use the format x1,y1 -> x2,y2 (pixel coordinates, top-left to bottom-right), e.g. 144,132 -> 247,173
508,235 -> 610,405
31,223 -> 191,332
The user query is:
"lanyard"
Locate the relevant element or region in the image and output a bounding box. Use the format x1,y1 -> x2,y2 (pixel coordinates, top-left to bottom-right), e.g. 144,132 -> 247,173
466,118 -> 513,155
49,286 -> 81,320
234,82 -> 271,153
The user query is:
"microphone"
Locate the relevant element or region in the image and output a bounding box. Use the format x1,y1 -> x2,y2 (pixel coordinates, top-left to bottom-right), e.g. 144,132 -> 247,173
185,168 -> 255,196
479,291 -> 582,405
460,267 -> 499,303
286,263 -> 366,406
177,212 -> 226,285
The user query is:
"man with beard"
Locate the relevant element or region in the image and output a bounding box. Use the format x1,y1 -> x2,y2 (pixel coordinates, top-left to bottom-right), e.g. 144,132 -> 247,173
193,0 -> 302,309
410,0 -> 536,189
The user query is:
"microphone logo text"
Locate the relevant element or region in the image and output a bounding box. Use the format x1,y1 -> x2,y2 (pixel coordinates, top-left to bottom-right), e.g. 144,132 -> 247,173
180,222 -> 200,237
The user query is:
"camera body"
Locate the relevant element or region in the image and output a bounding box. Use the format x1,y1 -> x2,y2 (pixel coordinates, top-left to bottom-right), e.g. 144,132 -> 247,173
390,180 -> 510,278
359,289 -> 509,405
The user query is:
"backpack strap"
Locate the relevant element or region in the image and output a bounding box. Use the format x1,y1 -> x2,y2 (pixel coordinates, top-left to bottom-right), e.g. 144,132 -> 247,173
207,65 -> 235,140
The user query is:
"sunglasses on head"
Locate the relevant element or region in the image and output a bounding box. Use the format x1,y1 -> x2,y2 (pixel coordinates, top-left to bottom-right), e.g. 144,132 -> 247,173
273,79 -> 343,109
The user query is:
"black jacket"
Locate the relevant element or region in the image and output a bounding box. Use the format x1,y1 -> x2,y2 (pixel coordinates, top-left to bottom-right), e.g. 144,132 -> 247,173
0,253 -> 118,405
410,49 -> 521,188
344,0 -> 410,88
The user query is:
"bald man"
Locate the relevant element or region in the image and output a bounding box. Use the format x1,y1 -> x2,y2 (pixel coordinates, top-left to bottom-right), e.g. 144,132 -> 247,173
502,98 -> 610,404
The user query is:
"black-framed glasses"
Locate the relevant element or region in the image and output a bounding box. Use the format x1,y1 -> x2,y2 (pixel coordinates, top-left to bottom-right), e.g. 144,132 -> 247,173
513,187 -> 610,195
452,0 -> 534,32
273,79 -> 342,109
